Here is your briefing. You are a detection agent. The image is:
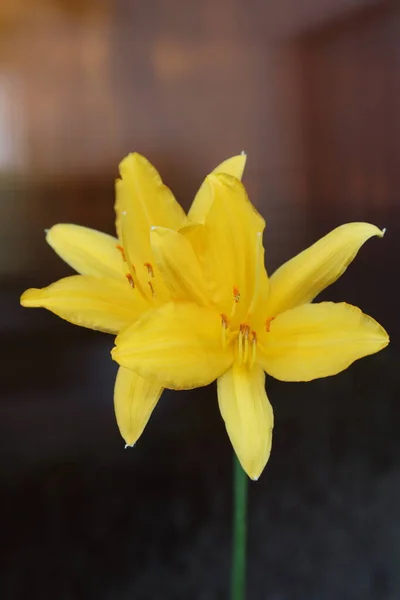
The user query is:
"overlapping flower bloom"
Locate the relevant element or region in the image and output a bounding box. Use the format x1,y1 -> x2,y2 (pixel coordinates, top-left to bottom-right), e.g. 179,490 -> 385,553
21,153 -> 389,480
112,173 -> 389,479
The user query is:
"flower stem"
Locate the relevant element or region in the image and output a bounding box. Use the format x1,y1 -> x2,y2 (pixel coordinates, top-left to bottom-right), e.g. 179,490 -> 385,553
231,454 -> 248,600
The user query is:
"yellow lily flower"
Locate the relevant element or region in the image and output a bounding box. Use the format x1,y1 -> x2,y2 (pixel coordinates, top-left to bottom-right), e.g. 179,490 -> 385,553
112,173 -> 389,480
20,153 -> 247,446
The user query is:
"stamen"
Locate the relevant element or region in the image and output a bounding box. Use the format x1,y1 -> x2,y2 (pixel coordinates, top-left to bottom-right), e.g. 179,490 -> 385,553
144,262 -> 154,278
266,317 -> 275,332
120,224 -> 148,302
125,273 -> 135,288
148,281 -> 156,298
238,329 -> 243,366
116,244 -> 126,262
221,314 -> 229,349
250,331 -> 257,369
241,324 -> 250,364
231,286 -> 241,318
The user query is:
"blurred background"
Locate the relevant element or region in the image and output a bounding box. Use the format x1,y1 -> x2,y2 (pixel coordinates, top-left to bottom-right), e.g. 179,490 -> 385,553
1,0 -> 399,598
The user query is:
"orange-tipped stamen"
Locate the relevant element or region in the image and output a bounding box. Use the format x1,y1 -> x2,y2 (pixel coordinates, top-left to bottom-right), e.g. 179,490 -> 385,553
231,286 -> 241,318
238,329 -> 243,366
116,244 -> 126,262
120,227 -> 149,302
144,262 -> 154,278
125,273 -> 135,288
241,324 -> 250,364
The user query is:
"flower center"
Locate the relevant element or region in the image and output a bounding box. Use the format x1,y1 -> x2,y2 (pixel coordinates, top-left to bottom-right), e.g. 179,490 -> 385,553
220,314 -> 258,369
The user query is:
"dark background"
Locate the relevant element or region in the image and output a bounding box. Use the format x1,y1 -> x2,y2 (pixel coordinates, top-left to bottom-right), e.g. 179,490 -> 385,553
1,0 -> 399,598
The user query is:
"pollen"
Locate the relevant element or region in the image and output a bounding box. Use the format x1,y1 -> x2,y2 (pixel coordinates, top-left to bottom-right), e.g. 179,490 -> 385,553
231,286 -> 241,318
116,244 -> 126,262
144,262 -> 154,278
125,273 -> 135,288
221,313 -> 229,349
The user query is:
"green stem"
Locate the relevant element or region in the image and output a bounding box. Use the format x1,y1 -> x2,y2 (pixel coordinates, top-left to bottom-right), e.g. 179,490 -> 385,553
231,454 -> 248,600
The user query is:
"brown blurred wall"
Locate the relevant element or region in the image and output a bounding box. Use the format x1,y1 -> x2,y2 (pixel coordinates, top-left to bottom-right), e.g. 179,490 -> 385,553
0,0 -> 396,280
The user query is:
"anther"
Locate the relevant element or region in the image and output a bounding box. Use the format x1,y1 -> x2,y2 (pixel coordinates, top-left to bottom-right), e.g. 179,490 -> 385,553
125,273 -> 135,288
116,244 -> 126,262
266,317 -> 275,332
144,262 -> 154,278
231,286 -> 241,318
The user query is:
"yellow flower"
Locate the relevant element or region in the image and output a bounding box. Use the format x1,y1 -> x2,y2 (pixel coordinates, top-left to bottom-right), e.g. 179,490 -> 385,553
20,153 -> 247,446
112,173 -> 389,480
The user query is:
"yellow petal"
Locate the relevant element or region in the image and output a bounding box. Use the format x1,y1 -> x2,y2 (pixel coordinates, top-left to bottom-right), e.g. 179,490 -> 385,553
114,366 -> 163,447
217,364 -> 273,480
115,153 -> 186,268
21,275 -> 147,334
188,153 -> 247,223
46,224 -> 125,281
194,174 -> 269,324
150,226 -> 210,306
258,302 -> 389,382
266,223 -> 385,316
112,302 -> 233,389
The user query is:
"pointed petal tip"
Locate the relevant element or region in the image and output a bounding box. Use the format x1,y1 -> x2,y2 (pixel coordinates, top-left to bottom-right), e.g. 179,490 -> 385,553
240,150 -> 247,156
381,227 -> 386,236
118,151 -> 148,176
124,443 -> 135,449
20,288 -> 41,307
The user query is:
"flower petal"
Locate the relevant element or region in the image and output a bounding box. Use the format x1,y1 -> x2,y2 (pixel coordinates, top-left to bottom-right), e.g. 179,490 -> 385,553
217,364 -> 274,480
188,153 -> 247,223
21,275 -> 147,334
46,224 -> 125,281
150,226 -> 210,306
114,366 -> 163,447
115,153 -> 186,266
112,302 -> 233,389
258,302 -> 389,382
266,223 -> 385,316
194,173 -> 269,323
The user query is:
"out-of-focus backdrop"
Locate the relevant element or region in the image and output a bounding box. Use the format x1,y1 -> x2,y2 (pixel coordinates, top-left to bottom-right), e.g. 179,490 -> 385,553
1,1 -> 399,598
